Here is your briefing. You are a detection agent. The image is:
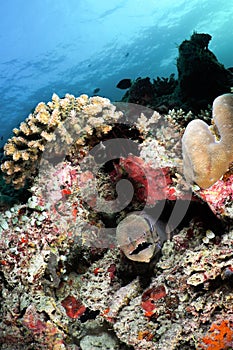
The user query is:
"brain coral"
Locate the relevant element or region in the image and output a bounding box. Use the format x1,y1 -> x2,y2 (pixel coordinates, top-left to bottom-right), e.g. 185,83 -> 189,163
182,93 -> 233,188
1,93 -> 123,189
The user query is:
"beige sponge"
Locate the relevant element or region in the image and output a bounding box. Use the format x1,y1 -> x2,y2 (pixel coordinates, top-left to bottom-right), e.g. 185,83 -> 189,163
182,93 -> 233,188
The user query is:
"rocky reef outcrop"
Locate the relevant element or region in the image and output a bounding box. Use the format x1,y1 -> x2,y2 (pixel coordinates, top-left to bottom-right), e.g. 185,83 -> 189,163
121,32 -> 233,116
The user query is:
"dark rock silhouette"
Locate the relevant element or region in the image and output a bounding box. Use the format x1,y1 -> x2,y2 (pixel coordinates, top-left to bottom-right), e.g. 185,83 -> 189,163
176,32 -> 232,111
120,32 -> 233,114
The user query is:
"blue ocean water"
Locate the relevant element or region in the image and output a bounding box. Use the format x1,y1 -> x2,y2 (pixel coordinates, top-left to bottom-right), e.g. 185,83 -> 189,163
0,0 -> 232,147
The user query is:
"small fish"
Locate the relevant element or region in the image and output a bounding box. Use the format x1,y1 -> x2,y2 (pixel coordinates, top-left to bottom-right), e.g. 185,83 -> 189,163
125,52 -> 129,58
93,88 -> 100,94
116,212 -> 166,263
116,78 -> 132,90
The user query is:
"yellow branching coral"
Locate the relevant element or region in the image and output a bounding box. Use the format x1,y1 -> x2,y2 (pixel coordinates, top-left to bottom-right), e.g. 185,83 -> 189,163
1,93 -> 123,189
182,93 -> 233,188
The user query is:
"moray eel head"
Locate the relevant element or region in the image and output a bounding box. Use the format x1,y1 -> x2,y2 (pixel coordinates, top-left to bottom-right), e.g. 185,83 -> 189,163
116,213 -> 162,263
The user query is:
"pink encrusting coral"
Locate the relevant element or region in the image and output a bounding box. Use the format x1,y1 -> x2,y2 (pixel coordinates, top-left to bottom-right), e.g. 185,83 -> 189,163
197,174 -> 233,218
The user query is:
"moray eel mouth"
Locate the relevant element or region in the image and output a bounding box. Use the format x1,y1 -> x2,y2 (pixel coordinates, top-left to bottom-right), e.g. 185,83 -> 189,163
129,241 -> 153,256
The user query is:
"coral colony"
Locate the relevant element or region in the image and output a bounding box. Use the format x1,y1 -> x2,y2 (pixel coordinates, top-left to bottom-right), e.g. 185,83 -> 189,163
182,93 -> 233,189
0,33 -> 233,349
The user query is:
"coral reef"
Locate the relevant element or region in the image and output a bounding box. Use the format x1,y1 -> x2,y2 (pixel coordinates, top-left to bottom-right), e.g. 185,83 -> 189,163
182,93 -> 233,189
0,88 -> 232,350
1,212 -> 233,349
80,224 -> 233,350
